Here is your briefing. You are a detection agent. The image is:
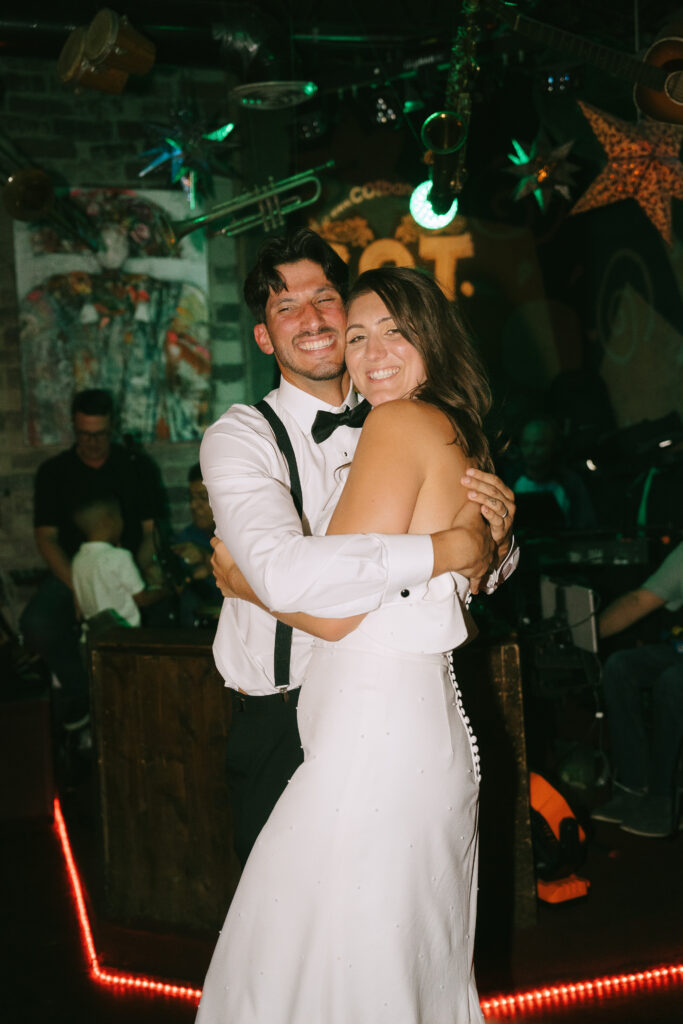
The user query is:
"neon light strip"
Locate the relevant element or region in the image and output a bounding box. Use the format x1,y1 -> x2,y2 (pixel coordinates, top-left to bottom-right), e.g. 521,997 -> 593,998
54,797 -> 683,1013
480,964 -> 683,1017
53,797 -> 202,1003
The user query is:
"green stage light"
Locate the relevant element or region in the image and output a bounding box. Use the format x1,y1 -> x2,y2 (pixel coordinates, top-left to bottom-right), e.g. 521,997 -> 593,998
203,123 -> 235,142
409,180 -> 458,229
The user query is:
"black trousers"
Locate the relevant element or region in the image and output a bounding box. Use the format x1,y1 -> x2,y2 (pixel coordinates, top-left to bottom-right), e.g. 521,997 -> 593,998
227,688 -> 303,868
19,574 -> 89,727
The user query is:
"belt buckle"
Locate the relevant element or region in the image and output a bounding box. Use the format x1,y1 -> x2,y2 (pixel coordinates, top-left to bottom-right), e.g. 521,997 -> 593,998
278,687 -> 290,703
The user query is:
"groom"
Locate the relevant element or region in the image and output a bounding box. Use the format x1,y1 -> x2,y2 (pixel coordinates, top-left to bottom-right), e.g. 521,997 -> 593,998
201,228 -> 518,866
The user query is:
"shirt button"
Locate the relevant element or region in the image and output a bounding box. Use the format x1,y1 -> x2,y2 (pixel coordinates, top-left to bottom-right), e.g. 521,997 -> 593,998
401,589 -> 410,598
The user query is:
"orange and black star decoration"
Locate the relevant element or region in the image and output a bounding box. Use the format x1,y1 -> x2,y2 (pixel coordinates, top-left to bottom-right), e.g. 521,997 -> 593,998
571,101 -> 683,246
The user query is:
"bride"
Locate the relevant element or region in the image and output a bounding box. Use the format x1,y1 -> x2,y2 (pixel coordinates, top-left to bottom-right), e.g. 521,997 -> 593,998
196,265 -> 511,1024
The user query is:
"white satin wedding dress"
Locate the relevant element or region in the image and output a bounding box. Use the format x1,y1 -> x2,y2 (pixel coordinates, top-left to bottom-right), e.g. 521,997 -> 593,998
195,572 -> 484,1024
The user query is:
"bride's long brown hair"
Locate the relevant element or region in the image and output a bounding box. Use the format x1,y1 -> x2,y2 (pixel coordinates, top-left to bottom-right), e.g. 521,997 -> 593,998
347,266 -> 493,470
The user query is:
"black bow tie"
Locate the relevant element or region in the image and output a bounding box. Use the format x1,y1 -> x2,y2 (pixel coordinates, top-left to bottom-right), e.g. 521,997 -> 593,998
311,399 -> 371,444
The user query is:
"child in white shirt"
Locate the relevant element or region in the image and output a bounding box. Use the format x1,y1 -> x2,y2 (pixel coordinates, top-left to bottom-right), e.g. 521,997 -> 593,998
72,497 -> 163,627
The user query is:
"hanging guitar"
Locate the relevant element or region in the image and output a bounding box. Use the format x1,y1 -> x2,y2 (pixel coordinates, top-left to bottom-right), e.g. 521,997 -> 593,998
489,2 -> 683,126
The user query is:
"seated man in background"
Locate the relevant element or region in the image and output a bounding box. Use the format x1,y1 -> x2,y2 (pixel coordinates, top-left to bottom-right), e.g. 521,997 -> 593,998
592,541 -> 683,838
20,388 -> 167,731
505,415 -> 597,533
173,464 -> 221,628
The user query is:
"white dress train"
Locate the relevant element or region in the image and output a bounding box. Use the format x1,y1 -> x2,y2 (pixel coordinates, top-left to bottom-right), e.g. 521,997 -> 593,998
196,573 -> 484,1024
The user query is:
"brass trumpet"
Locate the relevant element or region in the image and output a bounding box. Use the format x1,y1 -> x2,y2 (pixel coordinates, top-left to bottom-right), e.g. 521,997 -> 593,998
164,160 -> 335,247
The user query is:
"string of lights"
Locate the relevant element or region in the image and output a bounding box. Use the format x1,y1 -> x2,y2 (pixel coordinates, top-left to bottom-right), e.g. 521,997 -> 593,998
53,795 -> 683,1015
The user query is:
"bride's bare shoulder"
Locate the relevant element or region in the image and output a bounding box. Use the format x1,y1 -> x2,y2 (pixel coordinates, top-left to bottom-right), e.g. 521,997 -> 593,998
363,398 -> 456,442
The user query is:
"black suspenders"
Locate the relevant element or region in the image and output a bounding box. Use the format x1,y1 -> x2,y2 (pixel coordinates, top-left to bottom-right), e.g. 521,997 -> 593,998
254,400 -> 304,693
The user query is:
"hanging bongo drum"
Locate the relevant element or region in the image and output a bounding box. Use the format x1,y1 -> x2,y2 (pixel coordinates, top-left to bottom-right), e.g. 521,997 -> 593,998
57,26 -> 129,94
84,9 -> 156,77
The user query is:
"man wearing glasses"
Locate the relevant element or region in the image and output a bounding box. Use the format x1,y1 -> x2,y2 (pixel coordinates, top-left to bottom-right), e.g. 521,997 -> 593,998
20,389 -> 166,733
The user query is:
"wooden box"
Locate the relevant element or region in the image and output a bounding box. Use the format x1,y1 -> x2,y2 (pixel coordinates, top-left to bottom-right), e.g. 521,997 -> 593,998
90,628 -> 240,934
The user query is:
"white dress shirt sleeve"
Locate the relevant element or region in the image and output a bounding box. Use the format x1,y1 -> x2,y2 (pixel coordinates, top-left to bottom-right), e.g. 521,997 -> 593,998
200,411 -> 434,617
481,536 -> 520,594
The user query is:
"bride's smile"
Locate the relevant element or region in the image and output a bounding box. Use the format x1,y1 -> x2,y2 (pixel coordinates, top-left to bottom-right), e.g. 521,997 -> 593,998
344,291 -> 426,406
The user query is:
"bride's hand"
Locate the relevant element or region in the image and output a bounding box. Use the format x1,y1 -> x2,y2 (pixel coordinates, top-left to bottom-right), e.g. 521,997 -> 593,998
210,537 -> 237,598
461,467 -> 516,562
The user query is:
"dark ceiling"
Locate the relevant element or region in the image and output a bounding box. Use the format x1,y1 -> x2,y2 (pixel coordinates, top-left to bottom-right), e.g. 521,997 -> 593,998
1,1 -> 679,89
2,1 -> 680,191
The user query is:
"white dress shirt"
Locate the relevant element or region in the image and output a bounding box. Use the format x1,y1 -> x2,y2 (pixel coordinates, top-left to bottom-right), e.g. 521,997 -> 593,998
201,377 -> 518,696
201,378 -> 434,695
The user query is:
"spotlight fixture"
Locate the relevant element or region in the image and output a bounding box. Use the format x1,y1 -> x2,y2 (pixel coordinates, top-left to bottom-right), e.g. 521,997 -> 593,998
371,90 -> 400,127
544,70 -> 576,93
296,106 -> 328,143
409,109 -> 468,228
231,81 -> 318,110
409,180 -> 458,229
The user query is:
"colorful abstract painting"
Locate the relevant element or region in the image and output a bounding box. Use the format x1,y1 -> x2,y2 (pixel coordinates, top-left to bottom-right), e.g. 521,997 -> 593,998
15,188 -> 210,445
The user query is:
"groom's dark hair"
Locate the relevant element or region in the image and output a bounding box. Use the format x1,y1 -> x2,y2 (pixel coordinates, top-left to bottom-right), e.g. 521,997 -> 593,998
244,228 -> 349,323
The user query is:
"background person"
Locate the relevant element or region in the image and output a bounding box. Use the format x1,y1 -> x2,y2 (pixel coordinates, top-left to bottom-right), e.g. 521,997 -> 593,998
505,414 -> 596,532
20,388 -> 167,730
172,464 -> 221,627
592,541 -> 683,837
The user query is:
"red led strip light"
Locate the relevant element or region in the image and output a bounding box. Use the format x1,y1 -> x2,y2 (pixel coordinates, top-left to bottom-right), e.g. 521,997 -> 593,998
54,796 -> 682,1013
480,964 -> 683,1017
53,797 -> 202,1003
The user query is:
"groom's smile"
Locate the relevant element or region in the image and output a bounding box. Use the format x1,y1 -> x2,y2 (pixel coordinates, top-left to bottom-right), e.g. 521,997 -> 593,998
253,258 -> 348,401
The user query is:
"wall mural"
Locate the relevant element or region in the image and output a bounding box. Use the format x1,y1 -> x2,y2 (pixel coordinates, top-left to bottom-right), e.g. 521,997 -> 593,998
14,188 -> 210,446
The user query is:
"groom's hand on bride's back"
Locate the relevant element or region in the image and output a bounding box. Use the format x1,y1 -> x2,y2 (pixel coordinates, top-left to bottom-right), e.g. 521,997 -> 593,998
430,502 -> 496,592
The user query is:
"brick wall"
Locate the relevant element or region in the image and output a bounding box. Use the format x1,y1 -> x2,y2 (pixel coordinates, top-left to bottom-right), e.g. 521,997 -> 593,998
0,55 -> 256,608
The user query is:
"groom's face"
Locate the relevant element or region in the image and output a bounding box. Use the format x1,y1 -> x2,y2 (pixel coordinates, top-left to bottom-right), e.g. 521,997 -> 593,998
253,259 -> 347,397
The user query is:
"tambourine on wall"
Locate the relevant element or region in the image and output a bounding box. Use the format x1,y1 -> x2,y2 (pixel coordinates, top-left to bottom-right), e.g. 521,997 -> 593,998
57,8 -> 156,95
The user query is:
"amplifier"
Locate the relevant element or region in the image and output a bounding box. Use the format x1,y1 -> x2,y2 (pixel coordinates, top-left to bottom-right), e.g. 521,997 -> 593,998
537,535 -> 649,567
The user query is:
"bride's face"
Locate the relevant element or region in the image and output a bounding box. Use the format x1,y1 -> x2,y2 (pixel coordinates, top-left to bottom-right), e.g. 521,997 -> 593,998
344,291 -> 426,406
